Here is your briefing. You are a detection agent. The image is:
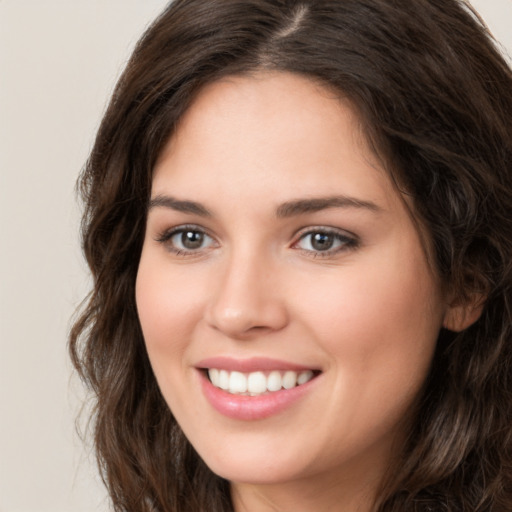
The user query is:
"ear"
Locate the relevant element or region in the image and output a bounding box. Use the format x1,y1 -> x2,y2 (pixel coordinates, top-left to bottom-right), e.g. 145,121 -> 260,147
442,296 -> 484,332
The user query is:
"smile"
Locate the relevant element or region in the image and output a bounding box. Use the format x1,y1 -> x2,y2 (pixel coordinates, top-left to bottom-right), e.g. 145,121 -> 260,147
197,357 -> 322,420
207,369 -> 316,396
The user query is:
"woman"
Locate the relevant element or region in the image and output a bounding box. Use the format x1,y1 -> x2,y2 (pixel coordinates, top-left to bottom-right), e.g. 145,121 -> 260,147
70,0 -> 512,510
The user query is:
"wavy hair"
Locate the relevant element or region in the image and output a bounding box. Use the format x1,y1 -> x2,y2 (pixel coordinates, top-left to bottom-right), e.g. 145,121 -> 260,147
70,0 -> 512,510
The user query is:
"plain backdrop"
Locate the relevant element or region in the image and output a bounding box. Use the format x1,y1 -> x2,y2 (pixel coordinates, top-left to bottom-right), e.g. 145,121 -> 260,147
0,1 -> 511,511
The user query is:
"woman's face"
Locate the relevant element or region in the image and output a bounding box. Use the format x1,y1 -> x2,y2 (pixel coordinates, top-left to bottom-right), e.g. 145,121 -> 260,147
136,72 -> 451,497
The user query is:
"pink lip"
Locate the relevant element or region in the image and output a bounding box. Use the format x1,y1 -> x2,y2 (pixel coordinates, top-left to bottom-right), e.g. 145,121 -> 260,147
197,366 -> 320,421
196,356 -> 319,373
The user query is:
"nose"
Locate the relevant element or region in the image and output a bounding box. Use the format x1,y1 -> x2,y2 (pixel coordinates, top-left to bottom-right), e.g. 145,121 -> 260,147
205,251 -> 289,339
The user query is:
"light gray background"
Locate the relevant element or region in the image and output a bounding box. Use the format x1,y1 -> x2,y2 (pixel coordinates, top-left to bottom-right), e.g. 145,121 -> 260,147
1,1 -> 511,511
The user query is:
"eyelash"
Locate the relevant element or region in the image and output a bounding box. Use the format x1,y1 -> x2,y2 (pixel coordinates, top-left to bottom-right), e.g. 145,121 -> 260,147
155,224 -> 217,257
292,227 -> 359,258
155,225 -> 359,258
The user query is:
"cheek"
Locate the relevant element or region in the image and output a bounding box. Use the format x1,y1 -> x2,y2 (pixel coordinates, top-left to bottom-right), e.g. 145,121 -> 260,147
135,252 -> 205,418
291,245 -> 443,401
135,251 -> 205,378
137,251 -> 200,340
315,239 -> 440,336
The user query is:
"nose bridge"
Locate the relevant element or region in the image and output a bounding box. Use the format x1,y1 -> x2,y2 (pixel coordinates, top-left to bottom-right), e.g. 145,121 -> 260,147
206,244 -> 288,338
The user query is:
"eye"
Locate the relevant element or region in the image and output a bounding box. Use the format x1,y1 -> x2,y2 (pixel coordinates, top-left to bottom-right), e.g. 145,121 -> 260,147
156,225 -> 217,255
294,228 -> 358,256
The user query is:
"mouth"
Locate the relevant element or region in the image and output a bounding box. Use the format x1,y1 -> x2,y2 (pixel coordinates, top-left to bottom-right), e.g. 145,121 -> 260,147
196,358 -> 322,420
204,368 -> 321,396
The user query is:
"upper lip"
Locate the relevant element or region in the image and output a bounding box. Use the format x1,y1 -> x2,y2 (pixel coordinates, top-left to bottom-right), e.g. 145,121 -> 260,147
195,356 -> 320,373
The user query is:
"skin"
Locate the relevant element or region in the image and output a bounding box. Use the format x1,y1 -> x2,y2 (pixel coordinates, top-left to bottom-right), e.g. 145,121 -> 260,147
136,72 -> 463,512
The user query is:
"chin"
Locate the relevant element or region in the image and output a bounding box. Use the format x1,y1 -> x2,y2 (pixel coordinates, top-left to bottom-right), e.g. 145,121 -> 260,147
209,462 -> 298,486
198,444 -> 309,485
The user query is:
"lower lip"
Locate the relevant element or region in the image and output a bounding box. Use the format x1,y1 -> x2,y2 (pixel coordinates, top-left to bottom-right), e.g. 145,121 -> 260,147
199,371 -> 319,421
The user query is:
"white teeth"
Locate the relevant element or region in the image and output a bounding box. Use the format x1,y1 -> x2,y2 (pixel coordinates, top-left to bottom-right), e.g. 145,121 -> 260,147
297,370 -> 314,385
247,371 -> 267,394
282,370 -> 297,389
209,368 -> 220,387
218,369 -> 229,390
229,371 -> 247,393
267,370 -> 282,392
207,368 -> 316,395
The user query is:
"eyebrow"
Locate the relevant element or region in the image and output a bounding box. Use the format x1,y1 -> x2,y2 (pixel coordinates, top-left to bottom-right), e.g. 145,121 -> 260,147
148,195 -> 212,217
276,196 -> 382,217
148,194 -> 381,218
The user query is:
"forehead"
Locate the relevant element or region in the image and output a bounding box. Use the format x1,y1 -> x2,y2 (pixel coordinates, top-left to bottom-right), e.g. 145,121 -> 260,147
153,71 -> 398,207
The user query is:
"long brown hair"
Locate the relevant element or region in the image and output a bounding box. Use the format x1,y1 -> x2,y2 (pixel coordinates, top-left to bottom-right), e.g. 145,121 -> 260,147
70,1 -> 512,510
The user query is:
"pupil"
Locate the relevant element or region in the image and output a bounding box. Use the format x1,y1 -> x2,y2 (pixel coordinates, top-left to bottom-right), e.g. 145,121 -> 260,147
312,233 -> 333,251
182,231 -> 203,249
